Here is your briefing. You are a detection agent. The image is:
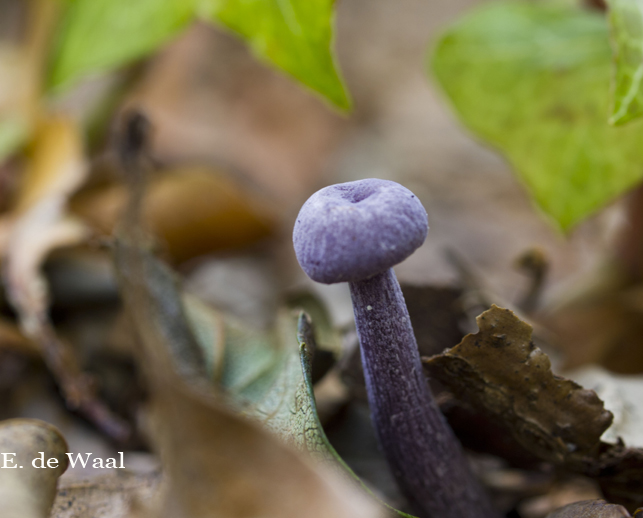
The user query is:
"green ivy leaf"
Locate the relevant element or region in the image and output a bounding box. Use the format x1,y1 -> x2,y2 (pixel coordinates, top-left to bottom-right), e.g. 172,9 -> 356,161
196,0 -> 350,110
48,0 -> 196,91
607,0 -> 643,125
430,1 -> 643,230
48,0 -> 349,110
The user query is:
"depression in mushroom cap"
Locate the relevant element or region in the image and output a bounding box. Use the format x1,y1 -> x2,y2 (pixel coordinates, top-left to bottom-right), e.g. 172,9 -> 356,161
293,179 -> 428,284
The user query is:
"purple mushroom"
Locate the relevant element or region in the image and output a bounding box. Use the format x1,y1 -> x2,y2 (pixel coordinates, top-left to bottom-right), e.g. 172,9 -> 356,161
293,179 -> 498,518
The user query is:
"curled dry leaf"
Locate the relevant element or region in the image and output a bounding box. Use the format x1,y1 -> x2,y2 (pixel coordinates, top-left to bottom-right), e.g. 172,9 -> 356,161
71,165 -> 277,263
0,418 -> 68,518
2,116 -> 129,440
422,305 -> 643,510
545,499 -> 630,518
424,305 -> 613,464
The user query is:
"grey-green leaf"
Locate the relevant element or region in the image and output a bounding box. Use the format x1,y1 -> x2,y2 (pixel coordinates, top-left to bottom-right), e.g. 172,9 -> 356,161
184,295 -> 351,460
430,1 -> 643,230
48,0 -> 195,91
607,0 -> 643,125
48,0 -> 349,111
197,0 -> 350,110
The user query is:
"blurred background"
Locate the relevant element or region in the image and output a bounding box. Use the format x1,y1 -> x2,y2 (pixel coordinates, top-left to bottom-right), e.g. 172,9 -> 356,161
1,0 -> 642,517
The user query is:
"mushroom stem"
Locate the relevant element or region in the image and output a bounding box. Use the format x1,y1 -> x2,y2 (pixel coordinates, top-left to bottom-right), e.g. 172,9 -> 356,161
349,268 -> 498,518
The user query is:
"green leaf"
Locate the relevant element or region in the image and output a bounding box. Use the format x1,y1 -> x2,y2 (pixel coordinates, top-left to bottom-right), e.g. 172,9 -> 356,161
607,0 -> 643,125
180,294 -> 341,457
48,0 -> 195,91
197,0 -> 350,110
430,1 -> 643,230
48,0 -> 349,110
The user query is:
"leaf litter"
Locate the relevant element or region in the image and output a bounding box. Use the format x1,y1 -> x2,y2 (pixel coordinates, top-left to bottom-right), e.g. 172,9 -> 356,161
425,304 -> 643,513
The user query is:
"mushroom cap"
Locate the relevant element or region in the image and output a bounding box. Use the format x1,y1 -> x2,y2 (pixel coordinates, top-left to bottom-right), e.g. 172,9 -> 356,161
293,179 -> 428,284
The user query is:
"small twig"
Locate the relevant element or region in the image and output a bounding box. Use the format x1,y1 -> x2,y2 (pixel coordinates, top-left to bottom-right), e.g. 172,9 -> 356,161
117,109 -> 151,230
37,322 -> 131,441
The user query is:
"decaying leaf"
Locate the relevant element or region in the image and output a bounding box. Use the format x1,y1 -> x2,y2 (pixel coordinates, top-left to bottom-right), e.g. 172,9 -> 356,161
286,291 -> 343,357
424,305 -> 613,464
0,418 -> 68,518
52,471 -> 160,518
1,116 -> 129,440
71,166 -> 277,264
545,499 -> 630,518
422,304 -> 643,511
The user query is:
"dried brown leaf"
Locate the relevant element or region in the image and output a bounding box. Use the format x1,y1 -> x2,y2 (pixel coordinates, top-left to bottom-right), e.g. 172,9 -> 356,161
0,418 -> 68,518
424,305 -> 613,464
71,166 -> 277,263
